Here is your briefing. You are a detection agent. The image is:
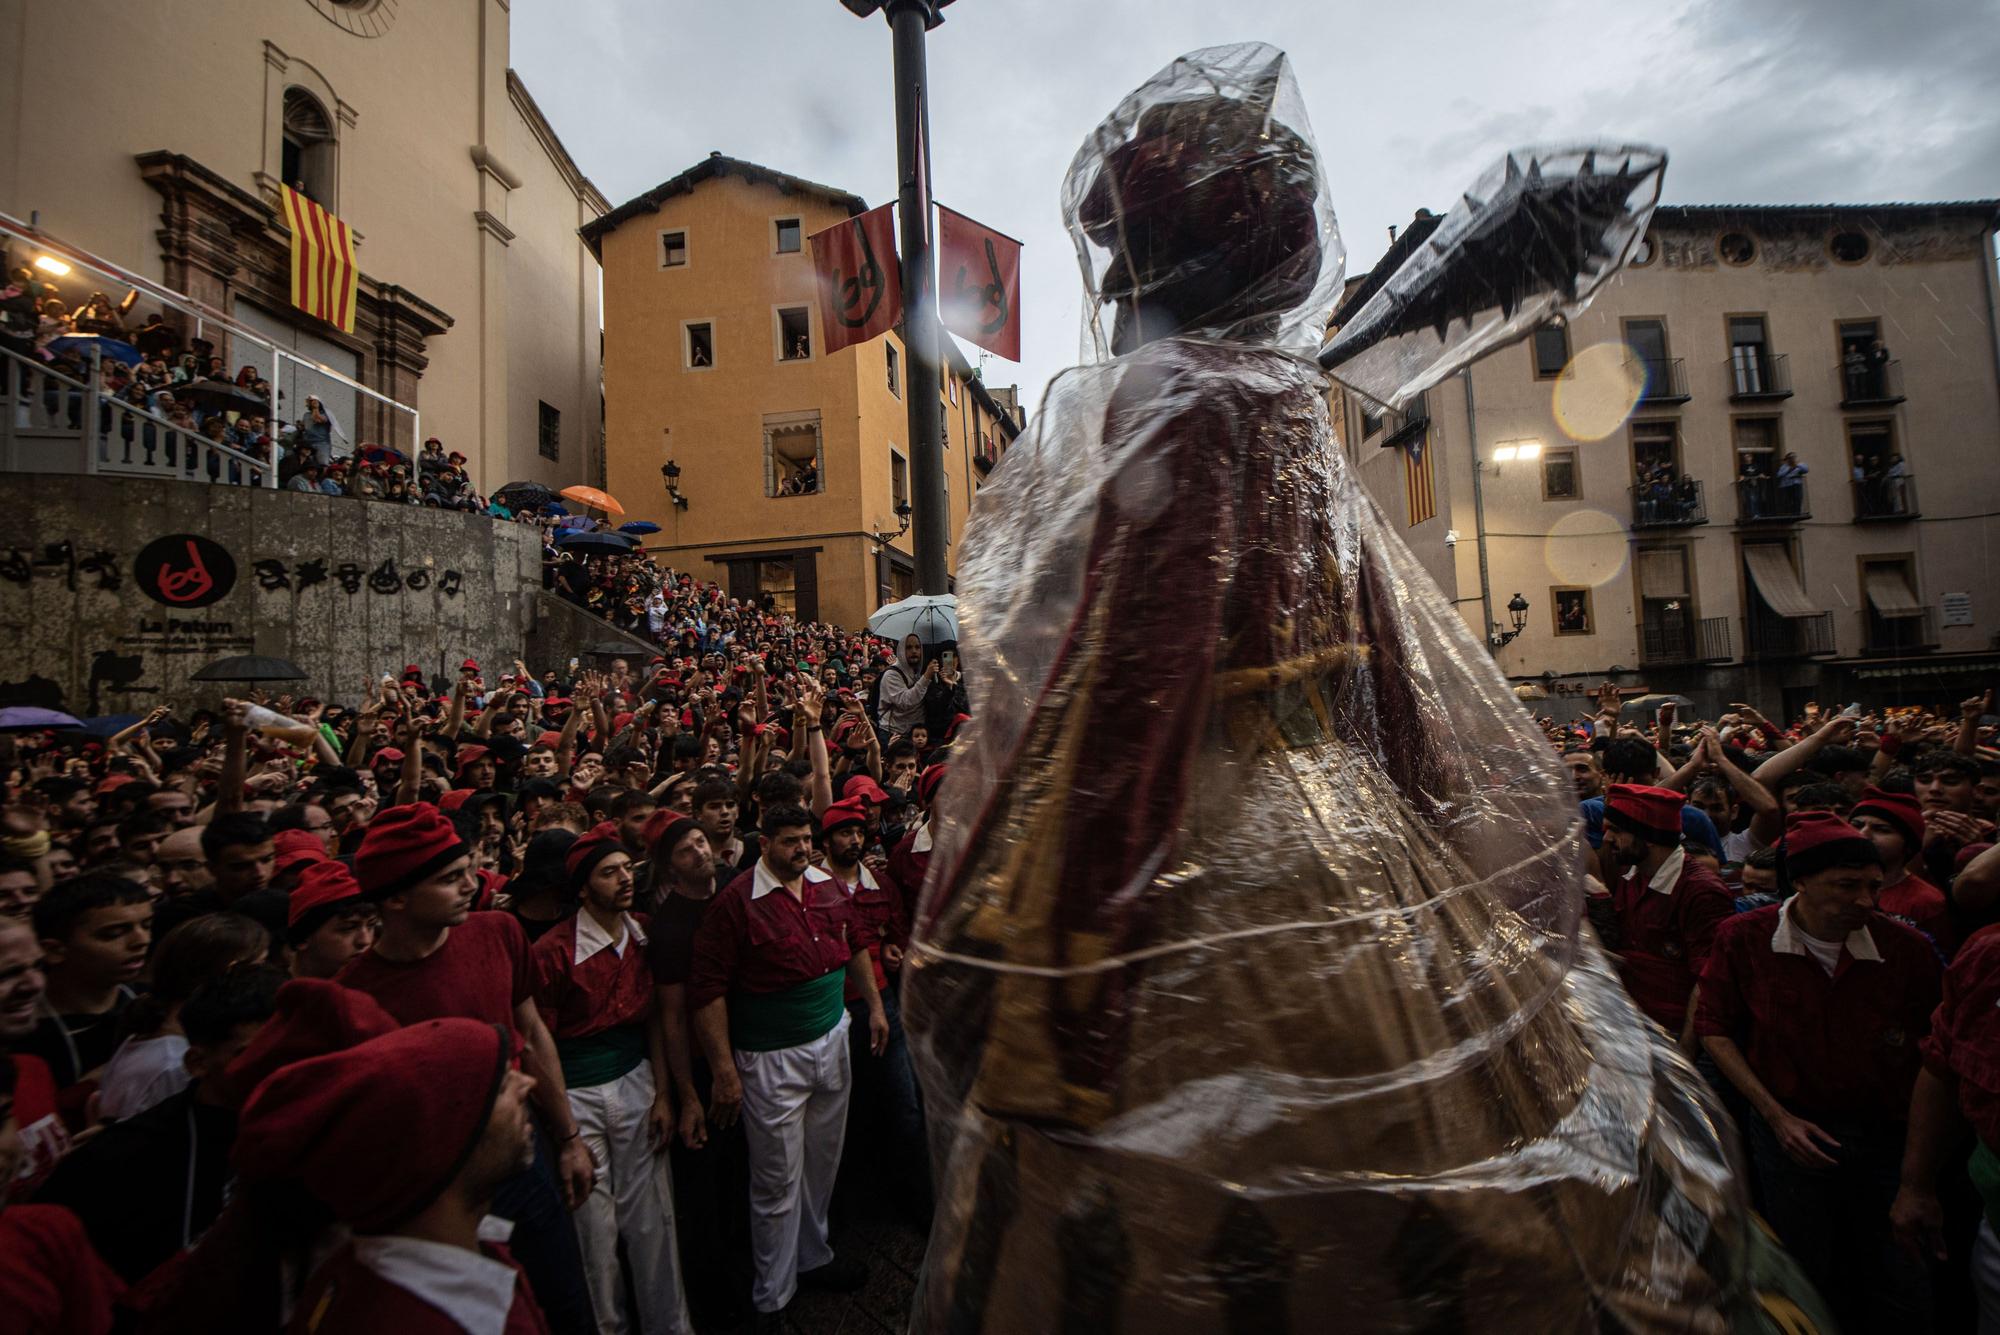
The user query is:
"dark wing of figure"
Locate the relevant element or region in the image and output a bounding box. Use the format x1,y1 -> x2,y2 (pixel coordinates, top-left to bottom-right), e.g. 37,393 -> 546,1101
1320,145 -> 1666,410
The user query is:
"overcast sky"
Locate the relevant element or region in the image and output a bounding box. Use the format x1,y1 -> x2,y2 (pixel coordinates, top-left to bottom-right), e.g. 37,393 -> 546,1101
512,0 -> 2000,409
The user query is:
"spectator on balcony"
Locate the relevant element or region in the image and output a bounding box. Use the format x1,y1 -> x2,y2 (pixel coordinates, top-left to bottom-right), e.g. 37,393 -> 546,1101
1882,453 -> 1910,514
1868,338 -> 1892,397
293,394 -> 341,464
1843,344 -> 1869,401
417,436 -> 449,483
35,295 -> 71,347
795,460 -> 819,495
1736,459 -> 1768,519
70,291 -> 126,337
1775,453 -> 1808,517
288,460 -> 329,494
1853,453 -> 1881,517
1,273 -> 38,377
1674,472 -> 1700,522
132,313 -> 179,361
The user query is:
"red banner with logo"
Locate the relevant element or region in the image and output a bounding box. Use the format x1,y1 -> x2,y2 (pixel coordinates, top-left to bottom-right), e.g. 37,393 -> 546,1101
809,203 -> 902,356
937,204 -> 1021,361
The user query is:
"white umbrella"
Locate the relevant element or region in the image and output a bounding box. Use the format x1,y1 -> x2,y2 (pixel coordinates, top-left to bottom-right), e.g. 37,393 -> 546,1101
869,593 -> 959,645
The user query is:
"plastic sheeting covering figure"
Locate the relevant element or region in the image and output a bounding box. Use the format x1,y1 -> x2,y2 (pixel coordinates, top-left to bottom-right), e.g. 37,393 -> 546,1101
902,42 -> 1829,1334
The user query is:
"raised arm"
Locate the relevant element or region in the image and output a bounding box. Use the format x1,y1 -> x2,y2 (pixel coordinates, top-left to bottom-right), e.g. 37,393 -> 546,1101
1955,691 -> 1992,758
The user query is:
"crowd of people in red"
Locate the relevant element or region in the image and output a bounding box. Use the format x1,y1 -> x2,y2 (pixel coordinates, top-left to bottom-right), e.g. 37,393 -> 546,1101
1565,685 -> 2000,1330
0,585 -> 967,1334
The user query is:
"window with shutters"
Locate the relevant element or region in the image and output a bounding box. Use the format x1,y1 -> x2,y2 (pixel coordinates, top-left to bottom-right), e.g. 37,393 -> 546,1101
537,401 -> 560,461
1541,448 -> 1579,500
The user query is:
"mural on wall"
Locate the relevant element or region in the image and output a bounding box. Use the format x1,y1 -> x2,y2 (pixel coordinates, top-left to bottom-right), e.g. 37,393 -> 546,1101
0,530 -> 474,716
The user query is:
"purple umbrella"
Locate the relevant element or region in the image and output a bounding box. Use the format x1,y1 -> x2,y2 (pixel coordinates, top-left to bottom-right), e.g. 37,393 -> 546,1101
0,706 -> 84,732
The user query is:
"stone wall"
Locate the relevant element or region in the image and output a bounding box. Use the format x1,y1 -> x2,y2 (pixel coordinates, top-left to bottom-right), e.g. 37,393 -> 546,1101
524,591 -> 663,679
0,475 -> 543,716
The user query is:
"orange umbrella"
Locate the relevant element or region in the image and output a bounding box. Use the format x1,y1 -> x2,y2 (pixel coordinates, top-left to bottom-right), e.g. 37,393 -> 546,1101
559,485 -> 625,516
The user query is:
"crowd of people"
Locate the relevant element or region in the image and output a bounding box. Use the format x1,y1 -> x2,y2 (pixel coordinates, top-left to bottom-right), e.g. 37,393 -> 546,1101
2,266 -> 508,509
1551,685 -> 2000,1330
0,603 -> 970,1333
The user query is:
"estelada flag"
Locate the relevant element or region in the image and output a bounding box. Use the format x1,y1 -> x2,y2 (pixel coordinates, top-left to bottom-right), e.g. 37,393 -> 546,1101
809,203 -> 902,356
280,186 -> 359,335
937,204 -> 1021,362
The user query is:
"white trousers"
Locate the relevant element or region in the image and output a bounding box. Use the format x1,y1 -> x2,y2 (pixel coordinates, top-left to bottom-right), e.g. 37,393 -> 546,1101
1979,1219 -> 2000,1335
736,1011 -> 852,1313
568,1062 -> 693,1335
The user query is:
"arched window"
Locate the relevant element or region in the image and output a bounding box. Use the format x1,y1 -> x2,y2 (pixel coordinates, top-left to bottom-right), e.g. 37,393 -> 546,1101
282,88 -> 337,208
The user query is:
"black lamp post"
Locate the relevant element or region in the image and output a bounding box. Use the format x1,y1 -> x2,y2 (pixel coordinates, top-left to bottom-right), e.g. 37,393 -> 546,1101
1491,592 -> 1530,648
870,498 -> 915,551
660,459 -> 687,510
835,0 -> 956,594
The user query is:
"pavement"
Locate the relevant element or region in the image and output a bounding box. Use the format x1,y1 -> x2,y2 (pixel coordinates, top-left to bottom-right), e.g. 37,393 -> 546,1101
696,1196 -> 928,1335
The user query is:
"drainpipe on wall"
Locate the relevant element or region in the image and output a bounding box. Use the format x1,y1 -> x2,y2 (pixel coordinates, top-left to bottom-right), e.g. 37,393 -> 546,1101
1462,366 -> 1495,650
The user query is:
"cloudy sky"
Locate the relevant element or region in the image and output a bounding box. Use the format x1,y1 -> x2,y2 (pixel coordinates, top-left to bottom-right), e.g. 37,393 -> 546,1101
512,0 -> 2000,407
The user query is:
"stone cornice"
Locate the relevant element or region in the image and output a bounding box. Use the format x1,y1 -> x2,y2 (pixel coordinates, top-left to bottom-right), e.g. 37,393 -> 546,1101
474,210 -> 516,245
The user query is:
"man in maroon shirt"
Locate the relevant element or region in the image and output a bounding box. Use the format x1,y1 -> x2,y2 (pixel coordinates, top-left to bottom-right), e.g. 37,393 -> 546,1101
688,803 -> 887,1331
529,823 -> 690,1334
1851,785 -> 1955,957
233,1017 -> 551,1335
338,803 -> 596,1335
1598,783 -> 1736,1037
1697,810 -> 1940,1329
1895,919 -> 2000,1323
821,798 -> 926,1221
885,764 -> 946,931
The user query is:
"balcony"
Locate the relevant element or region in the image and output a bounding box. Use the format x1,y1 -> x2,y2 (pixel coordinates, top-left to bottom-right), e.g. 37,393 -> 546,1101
1629,478 -> 1707,529
1852,472 -> 1919,522
1632,356 -> 1690,405
1726,351 -> 1792,401
1840,359 -> 1905,408
1640,615 -> 1732,666
1862,608 -> 1939,657
1734,476 -> 1809,524
1745,609 -> 1836,660
1383,396 -> 1431,448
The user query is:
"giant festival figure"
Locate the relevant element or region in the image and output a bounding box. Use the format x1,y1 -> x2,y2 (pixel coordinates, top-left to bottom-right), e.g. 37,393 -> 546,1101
902,43 -> 1826,1332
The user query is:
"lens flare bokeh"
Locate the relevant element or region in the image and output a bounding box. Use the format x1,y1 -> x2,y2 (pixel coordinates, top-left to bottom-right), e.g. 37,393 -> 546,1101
1552,341 -> 1646,442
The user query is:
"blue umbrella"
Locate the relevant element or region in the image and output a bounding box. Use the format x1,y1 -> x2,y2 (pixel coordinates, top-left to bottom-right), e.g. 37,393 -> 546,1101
619,521 -> 661,535
45,334 -> 142,367
0,706 -> 84,732
544,501 -> 570,515
555,530 -> 639,558
80,713 -> 143,738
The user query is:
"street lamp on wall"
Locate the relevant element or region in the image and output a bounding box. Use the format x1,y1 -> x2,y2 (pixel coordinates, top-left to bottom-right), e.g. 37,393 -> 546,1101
660,459 -> 687,509
1490,592 -> 1530,648
870,499 -> 914,554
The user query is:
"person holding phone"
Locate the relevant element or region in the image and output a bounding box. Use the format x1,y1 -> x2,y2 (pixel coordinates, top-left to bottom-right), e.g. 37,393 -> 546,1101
923,645 -> 969,747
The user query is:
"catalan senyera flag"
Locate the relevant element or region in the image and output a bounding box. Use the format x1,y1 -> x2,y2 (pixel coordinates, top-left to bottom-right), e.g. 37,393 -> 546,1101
1403,425 -> 1435,526
281,186 -> 359,334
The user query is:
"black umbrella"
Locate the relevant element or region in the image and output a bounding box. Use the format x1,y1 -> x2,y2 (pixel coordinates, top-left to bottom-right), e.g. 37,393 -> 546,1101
494,481 -> 555,511
177,378 -> 272,414
191,654 -> 307,683
554,530 -> 639,558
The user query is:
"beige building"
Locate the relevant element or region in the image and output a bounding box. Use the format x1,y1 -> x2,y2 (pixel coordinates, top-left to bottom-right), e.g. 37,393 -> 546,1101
0,0 -> 606,488
585,154 -> 1023,630
1334,200 -> 2000,717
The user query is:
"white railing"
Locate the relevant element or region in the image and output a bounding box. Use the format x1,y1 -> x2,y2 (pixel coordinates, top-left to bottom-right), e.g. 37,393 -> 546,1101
2,344 -> 274,488
0,211 -> 420,450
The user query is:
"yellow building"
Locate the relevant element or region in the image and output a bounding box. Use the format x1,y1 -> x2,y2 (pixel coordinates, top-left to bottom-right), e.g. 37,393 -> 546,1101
1332,200 -> 2000,714
0,0 -> 606,488
586,154 -> 1023,630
